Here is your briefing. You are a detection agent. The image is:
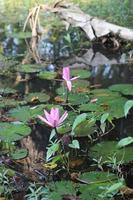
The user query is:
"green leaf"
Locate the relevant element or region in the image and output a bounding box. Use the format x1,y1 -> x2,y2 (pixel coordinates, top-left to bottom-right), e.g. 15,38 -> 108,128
47,181 -> 76,200
72,113 -> 87,133
46,143 -> 59,161
79,171 -> 120,200
90,141 -> 133,163
71,69 -> 91,79
6,31 -> 32,39
8,105 -> 46,122
100,113 -> 109,124
37,71 -> 57,80
117,137 -> 133,148
24,92 -> 50,103
15,64 -> 42,73
0,123 -> 31,142
0,87 -> 17,95
104,181 -> 124,195
10,149 -> 28,160
68,140 -> 80,149
109,84 -> 133,96
124,100 -> 133,117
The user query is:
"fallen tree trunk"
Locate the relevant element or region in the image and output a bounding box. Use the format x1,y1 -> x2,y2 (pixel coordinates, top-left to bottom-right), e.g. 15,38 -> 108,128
51,2 -> 133,41
23,2 -> 133,63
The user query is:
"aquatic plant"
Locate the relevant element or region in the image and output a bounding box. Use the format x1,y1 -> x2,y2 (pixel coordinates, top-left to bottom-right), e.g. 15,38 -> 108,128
62,67 -> 79,92
38,107 -> 68,128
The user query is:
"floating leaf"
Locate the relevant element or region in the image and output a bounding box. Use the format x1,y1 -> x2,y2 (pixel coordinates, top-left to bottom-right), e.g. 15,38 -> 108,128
71,69 -> 91,79
37,71 -> 57,80
90,141 -> 133,163
124,100 -> 133,117
0,123 -> 31,142
15,64 -> 42,73
117,137 -> 133,148
79,171 -> 120,200
10,149 -> 28,160
0,87 -> 17,95
0,97 -> 25,109
72,113 -> 87,132
8,105 -> 46,122
109,84 -> 133,96
24,92 -> 50,103
47,181 -> 76,200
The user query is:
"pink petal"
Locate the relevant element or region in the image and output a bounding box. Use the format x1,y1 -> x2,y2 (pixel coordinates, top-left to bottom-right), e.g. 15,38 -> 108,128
66,80 -> 72,91
38,115 -> 54,127
50,108 -> 59,121
63,67 -> 70,81
71,76 -> 80,81
58,111 -> 68,126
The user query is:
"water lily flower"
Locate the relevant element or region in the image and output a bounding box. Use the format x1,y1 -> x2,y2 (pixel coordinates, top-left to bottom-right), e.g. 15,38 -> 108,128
38,108 -> 68,128
62,67 -> 80,91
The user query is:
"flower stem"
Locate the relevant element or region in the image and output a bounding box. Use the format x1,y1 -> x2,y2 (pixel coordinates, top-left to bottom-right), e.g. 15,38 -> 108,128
65,88 -> 69,103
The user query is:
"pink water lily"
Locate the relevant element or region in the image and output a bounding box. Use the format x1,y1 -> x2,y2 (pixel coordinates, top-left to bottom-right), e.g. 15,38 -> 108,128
62,67 -> 80,91
38,108 -> 68,128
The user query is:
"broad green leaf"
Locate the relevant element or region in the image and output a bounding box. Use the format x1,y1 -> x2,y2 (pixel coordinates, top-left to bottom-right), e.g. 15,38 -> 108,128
124,100 -> 133,117
37,71 -> 57,80
0,87 -> 17,95
79,171 -> 120,200
90,141 -> 133,163
46,143 -> 59,161
10,149 -> 28,160
104,181 -> 124,195
24,92 -> 50,103
0,123 -> 31,142
109,84 -> 133,96
100,113 -> 109,124
47,181 -> 76,200
15,64 -> 42,73
71,69 -> 91,79
117,137 -> 133,148
68,140 -> 80,149
72,113 -> 87,132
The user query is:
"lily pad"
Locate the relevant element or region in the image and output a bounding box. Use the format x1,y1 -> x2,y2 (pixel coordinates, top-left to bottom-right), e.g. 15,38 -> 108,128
15,64 -> 42,73
47,181 -> 76,200
0,87 -> 17,95
24,92 -> 50,103
109,84 -> 133,96
90,141 -> 133,163
37,71 -> 57,80
8,105 -> 45,122
71,69 -> 91,79
10,149 -> 28,160
0,97 -> 25,109
0,122 -> 31,142
79,171 -> 123,200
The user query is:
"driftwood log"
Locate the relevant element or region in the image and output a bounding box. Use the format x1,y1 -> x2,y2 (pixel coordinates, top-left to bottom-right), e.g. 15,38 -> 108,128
51,2 -> 133,41
23,2 -> 133,63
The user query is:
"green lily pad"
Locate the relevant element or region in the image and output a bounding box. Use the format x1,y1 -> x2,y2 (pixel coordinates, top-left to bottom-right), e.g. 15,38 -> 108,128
0,87 -> 17,95
47,181 -> 76,200
37,71 -> 57,80
79,171 -> 123,200
109,84 -> 133,96
0,97 -> 25,109
15,64 -> 42,73
90,141 -> 133,163
74,119 -> 97,137
72,79 -> 90,93
0,122 -> 31,142
80,88 -> 127,119
24,92 -> 50,103
10,149 -> 28,160
8,105 -> 45,122
71,69 -> 91,79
